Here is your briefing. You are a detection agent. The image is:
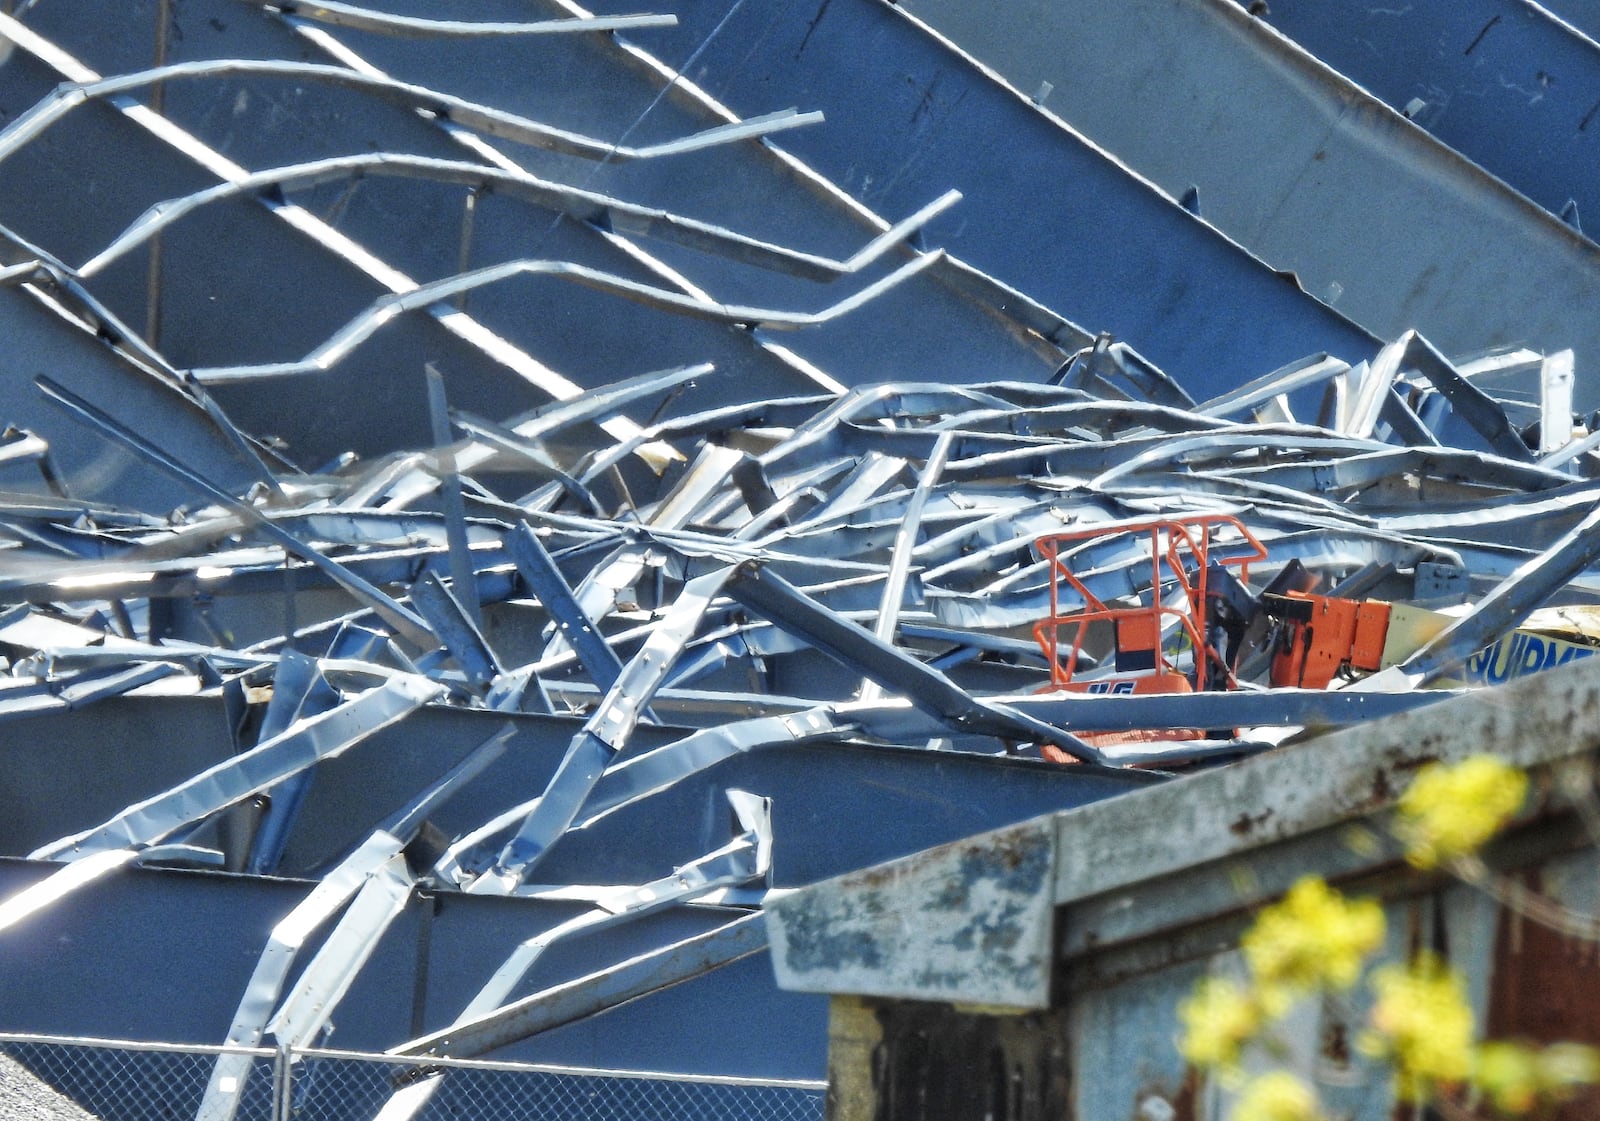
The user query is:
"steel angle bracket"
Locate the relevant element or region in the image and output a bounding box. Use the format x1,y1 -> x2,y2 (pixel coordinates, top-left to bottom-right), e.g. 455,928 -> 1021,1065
482,664 -> 554,715
859,430 -> 952,707
1053,336 -> 1195,410
664,622 -> 815,689
1196,354 -> 1351,421
371,814 -> 769,1121
461,795 -> 770,1024
570,707 -> 854,833
367,363 -> 709,512
375,807 -> 770,1118
189,253 -> 945,383
476,565 -> 736,887
0,255 -> 184,401
538,446 -> 742,663
246,650 -> 356,876
35,377 -> 438,649
83,153 -> 959,285
1391,331 -> 1535,462
1541,350 -> 1578,458
197,726 -> 510,1121
32,675 -> 443,860
409,572 -> 504,691
0,13 -> 669,464
394,911 -> 768,1059
1372,497 -> 1600,689
49,661 -> 189,708
429,727 -> 793,887
444,414 -> 602,514
425,364 -> 480,631
1341,334 -> 1408,439
506,523 -> 625,693
263,853 -> 414,1049
721,562 -> 1105,764
1377,386 -> 1440,448
260,2 -> 678,38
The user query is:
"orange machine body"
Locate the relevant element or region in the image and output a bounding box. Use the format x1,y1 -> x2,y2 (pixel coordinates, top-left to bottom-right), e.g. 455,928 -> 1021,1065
1265,591 -> 1392,689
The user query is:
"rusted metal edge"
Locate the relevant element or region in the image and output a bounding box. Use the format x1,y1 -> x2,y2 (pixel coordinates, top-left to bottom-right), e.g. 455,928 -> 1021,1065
766,815 -> 1058,1009
766,655 -> 1600,1007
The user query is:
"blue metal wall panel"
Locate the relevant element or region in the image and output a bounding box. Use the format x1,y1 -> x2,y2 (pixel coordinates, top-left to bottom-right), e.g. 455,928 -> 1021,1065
1256,0 -> 1600,233
1538,0 -> 1600,42
623,0 -> 1380,400
258,705 -> 1149,885
0,858 -> 827,1077
893,0 -> 1600,404
0,1 -> 1083,470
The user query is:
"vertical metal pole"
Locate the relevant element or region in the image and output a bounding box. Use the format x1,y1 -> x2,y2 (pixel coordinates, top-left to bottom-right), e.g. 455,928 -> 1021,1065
454,187 -> 479,311
410,891 -> 435,1039
145,0 -> 171,347
272,1046 -> 293,1121
424,363 -> 481,627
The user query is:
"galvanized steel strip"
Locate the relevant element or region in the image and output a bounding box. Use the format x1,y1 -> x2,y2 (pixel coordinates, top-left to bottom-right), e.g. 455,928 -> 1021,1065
31,676 -> 442,859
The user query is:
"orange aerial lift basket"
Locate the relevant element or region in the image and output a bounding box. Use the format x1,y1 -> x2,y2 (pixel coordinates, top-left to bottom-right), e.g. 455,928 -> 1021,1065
1033,514 -> 1269,699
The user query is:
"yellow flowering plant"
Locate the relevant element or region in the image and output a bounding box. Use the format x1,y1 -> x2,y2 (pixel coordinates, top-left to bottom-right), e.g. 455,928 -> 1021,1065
1177,976 -> 1267,1069
1176,755 -> 1600,1120
1394,755 -> 1527,870
1361,953 -> 1475,1102
1231,1072 -> 1321,1121
1241,876 -> 1384,994
1176,873 -> 1373,1121
1474,1041 -> 1600,1116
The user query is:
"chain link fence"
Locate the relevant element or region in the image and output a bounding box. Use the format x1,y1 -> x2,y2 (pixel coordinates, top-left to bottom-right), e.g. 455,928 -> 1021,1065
0,1033 -> 827,1121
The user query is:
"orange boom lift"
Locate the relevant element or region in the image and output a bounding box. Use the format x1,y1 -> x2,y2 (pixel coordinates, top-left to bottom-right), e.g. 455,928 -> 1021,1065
1032,515 -> 1269,753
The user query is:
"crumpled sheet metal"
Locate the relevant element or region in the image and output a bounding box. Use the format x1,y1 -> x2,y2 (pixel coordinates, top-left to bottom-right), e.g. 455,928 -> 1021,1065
1,345 -> 1598,770
0,0 -> 1594,1071
0,325 -> 1593,1063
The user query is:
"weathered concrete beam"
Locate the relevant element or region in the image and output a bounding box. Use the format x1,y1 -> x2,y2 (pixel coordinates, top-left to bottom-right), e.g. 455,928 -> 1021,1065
767,653 -> 1600,1007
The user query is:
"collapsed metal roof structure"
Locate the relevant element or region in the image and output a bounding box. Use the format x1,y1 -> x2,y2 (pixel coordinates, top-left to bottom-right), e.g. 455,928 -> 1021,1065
0,0 -> 1599,1112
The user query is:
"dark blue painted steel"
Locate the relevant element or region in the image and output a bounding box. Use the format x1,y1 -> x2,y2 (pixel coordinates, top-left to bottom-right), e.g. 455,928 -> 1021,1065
0,698 -> 240,857
629,0 -> 1379,398
721,561 -> 1104,762
1257,0 -> 1600,232
0,691 -> 1146,893
506,524 -> 626,694
243,653 -> 342,876
289,707 -> 1146,892
0,698 -> 1146,1077
0,287 -> 265,511
531,738 -> 1147,889
0,858 -> 826,1077
0,0 -> 1081,475
1539,0 -> 1600,44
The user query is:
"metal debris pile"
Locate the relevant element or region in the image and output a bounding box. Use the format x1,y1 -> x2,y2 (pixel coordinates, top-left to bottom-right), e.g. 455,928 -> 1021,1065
0,0 -> 1598,1095
1,327 -> 1596,793
2,306 -> 1598,1084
